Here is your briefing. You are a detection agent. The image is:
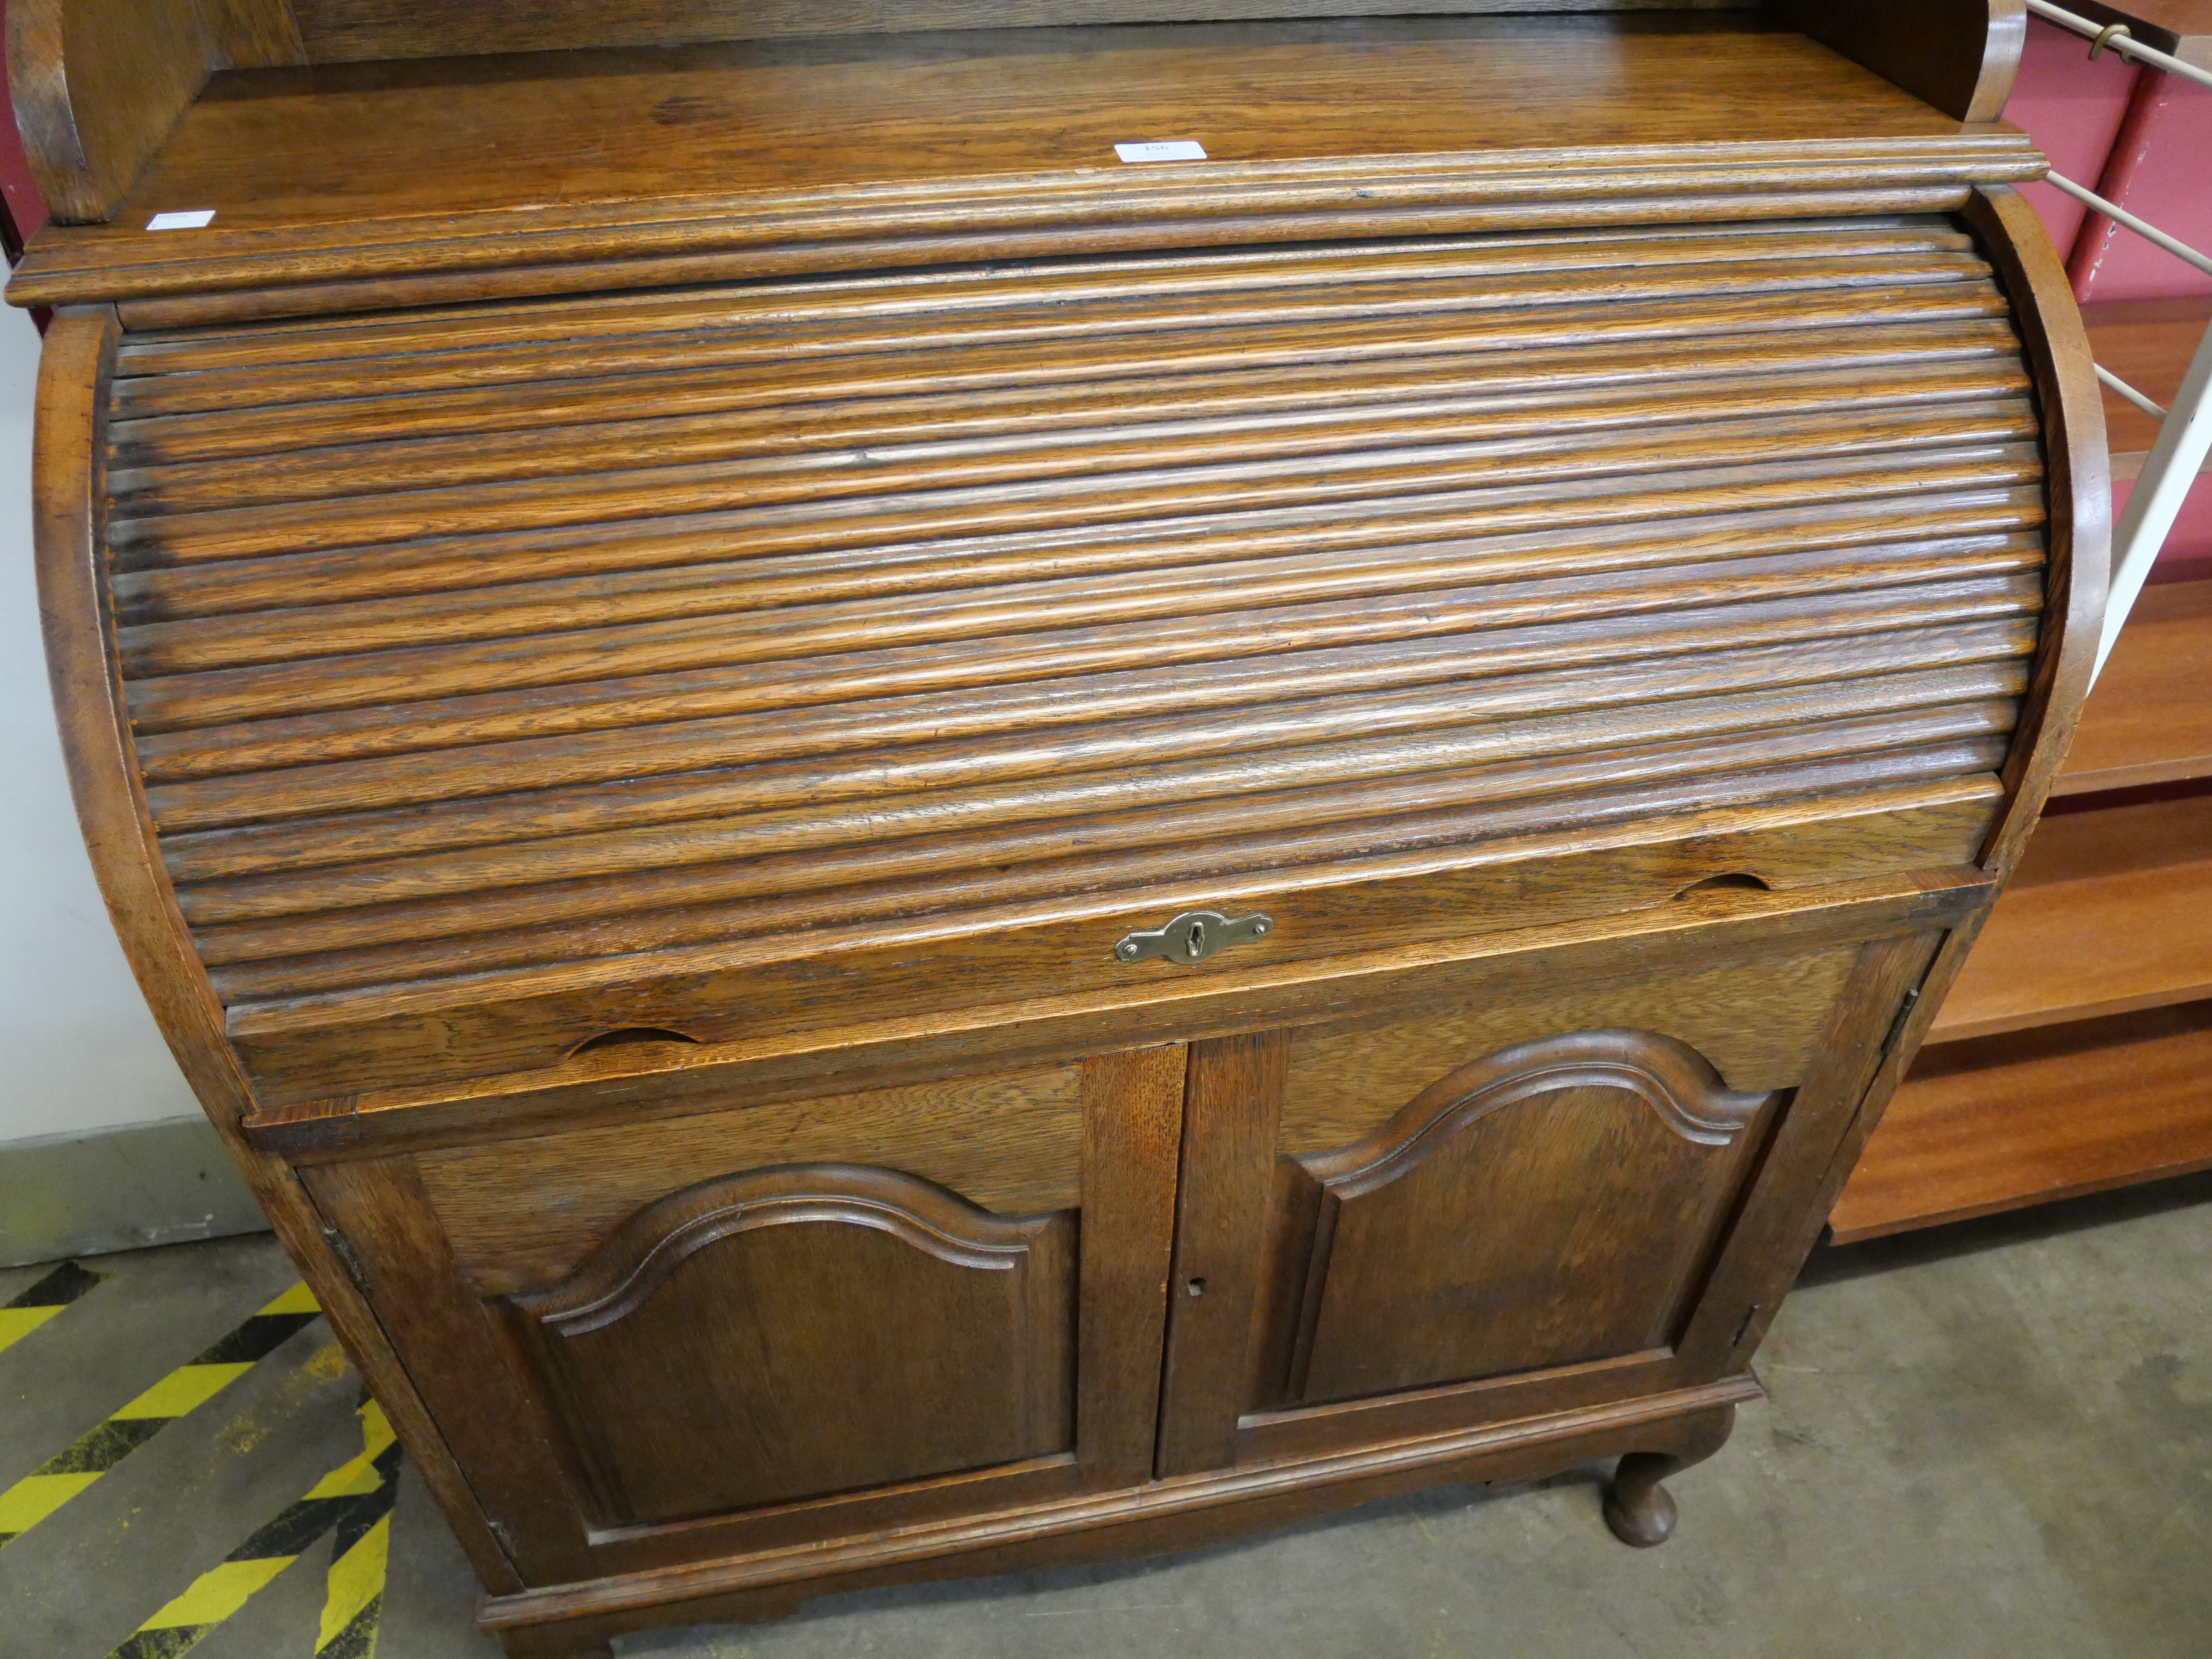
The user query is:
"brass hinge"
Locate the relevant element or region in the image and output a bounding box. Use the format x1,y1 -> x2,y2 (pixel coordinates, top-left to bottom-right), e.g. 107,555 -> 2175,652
321,1223 -> 373,1300
1880,986 -> 1923,1057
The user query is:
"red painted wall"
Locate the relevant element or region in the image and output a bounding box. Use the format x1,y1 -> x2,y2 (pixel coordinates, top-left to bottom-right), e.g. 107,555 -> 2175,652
2005,16 -> 2212,570
2007,17 -> 2142,259
0,0 -> 53,259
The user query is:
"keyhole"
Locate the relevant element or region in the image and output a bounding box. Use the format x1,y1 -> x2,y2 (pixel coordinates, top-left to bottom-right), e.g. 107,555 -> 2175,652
1185,921 -> 1207,958
1185,1278 -> 1207,1298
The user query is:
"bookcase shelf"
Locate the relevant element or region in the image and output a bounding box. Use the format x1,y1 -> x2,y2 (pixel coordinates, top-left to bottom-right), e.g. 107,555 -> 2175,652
1838,578 -> 2212,1239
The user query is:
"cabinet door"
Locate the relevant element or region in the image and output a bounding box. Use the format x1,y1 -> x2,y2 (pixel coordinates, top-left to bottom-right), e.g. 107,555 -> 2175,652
305,1046 -> 1183,1583
1156,937 -> 1933,1473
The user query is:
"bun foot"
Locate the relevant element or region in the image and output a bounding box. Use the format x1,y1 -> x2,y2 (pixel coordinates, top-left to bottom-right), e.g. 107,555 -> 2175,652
1602,1451 -> 1681,1547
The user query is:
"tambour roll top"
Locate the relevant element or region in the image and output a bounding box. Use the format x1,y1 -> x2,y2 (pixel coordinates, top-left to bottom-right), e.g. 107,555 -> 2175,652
94,214 -> 2046,1103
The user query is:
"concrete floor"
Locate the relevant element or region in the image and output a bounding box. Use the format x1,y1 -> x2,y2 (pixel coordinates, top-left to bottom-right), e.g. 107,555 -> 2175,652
3,1174 -> 2208,1659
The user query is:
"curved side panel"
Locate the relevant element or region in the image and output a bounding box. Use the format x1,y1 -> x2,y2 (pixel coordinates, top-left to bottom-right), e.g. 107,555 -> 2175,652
1965,183 -> 2111,881
5,0 -> 94,222
31,304 -> 245,1122
3,0 -> 212,225
27,303 -> 526,1591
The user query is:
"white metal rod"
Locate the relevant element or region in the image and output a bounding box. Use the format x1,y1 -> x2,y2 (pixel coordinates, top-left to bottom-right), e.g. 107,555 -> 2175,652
2044,171 -> 2212,281
2026,0 -> 2212,89
2098,316 -> 2212,684
2096,362 -> 2170,420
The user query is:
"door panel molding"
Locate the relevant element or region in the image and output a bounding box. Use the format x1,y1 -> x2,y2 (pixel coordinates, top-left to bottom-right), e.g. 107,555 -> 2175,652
518,1164 -> 1059,1336
1302,1030 -> 1773,1201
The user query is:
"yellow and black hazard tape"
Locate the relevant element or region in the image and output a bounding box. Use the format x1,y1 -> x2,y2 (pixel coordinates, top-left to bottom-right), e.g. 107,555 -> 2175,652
0,1281 -> 320,1549
108,1396 -> 400,1659
0,1260 -> 110,1356
317,1392 -> 399,1659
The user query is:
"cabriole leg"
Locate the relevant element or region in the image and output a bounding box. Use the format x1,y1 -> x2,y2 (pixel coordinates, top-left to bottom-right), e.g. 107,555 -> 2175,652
1601,1403 -> 1737,1548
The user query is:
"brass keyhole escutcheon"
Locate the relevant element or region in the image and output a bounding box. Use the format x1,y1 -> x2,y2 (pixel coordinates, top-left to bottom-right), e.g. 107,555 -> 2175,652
1112,909 -> 1273,967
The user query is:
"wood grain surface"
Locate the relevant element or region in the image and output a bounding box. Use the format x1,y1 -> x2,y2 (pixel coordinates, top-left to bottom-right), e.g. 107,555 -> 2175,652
73,217 -> 2050,1101
5,15 -> 2042,309
1281,1030 -> 1777,1405
15,8 -> 2096,1650
1279,944 -> 1858,1153
2,0 -> 213,222
419,1065 -> 1087,1293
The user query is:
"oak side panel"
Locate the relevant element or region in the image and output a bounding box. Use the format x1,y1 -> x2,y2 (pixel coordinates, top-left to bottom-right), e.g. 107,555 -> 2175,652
1676,929 -> 1944,1372
1767,0 -> 2024,121
195,0 -> 306,65
1818,190 -> 2110,1243
5,0 -> 213,222
1963,184 -> 2110,881
28,304 -> 524,1592
304,1155 -> 598,1583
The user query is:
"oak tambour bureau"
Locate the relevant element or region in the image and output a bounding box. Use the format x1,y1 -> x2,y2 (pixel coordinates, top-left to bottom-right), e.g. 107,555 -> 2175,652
11,1 -> 2104,1651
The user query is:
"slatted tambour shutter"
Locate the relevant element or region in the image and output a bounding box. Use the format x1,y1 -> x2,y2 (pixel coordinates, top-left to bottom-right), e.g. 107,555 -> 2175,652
102,215 -> 2045,1102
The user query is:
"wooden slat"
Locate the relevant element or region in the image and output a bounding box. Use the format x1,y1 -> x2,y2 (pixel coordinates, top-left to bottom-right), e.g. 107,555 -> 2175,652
144,608 -> 2039,835
196,748 -> 2012,1004
135,567 -> 2043,787
109,355 -> 2030,520
1831,1002 -> 2212,1244
91,215 -> 2050,1095
108,313 -> 2026,474
2054,579 -> 2212,795
1929,792 -> 2212,1042
114,453 -> 2044,640
104,224 -> 1990,381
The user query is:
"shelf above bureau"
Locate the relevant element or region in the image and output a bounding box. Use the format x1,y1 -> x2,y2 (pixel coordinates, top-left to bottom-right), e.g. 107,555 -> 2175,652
5,9 -> 2040,316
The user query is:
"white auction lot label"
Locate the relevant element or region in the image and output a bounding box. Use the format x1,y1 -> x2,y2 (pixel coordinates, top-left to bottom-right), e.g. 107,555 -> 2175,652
147,210 -> 218,230
1115,140 -> 1207,163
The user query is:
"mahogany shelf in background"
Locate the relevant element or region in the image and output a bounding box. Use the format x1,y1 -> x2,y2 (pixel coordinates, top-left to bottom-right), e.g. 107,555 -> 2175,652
2082,297 -> 2212,483
1837,581 -> 2212,1241
1829,1002 -> 2212,1243
1926,788 -> 2212,1042
2051,577 -> 2212,794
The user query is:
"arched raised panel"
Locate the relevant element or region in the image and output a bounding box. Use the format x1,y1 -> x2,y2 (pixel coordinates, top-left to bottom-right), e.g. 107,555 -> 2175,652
1286,1031 -> 1777,1406
507,1164 -> 1077,1527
